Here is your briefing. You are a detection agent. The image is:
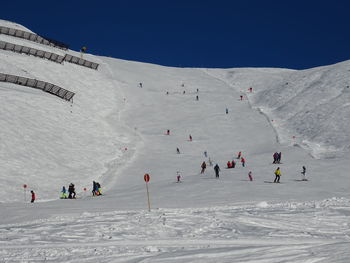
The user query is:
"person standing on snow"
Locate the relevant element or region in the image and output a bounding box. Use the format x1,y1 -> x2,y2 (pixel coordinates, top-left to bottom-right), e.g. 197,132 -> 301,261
214,164 -> 220,178
201,161 -> 207,174
241,157 -> 246,167
237,151 -> 242,159
61,186 -> 67,199
248,171 -> 253,181
204,151 -> 208,158
176,148 -> 180,154
189,135 -> 192,141
274,167 -> 281,183
273,152 -> 278,164
301,166 -> 307,181
277,152 -> 282,164
31,190 -> 36,203
231,160 -> 236,168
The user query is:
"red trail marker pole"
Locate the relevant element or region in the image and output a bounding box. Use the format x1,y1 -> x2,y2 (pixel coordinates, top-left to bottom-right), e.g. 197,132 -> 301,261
144,174 -> 151,212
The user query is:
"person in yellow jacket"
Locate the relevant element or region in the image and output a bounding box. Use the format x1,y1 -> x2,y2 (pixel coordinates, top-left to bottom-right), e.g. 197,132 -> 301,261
274,167 -> 281,183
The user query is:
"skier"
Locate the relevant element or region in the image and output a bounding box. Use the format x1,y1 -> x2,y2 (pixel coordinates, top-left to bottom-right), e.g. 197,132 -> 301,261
176,171 -> 181,182
92,181 -> 97,196
227,161 -> 232,168
204,151 -> 208,158
231,160 -> 236,168
30,190 -> 36,203
241,157 -> 246,167
277,152 -> 282,164
96,182 -> 102,195
240,95 -> 243,101
189,135 -> 192,141
196,88 -> 199,93
249,87 -> 253,93
272,152 -> 277,163
214,164 -> 220,178
274,167 -> 281,183
226,108 -> 228,114
248,171 -> 253,181
201,161 -> 207,174
68,183 -> 76,199
176,147 -> 180,154
301,166 -> 307,181
237,151 -> 242,159
166,129 -> 170,135
196,95 -> 199,101
139,82 -> 143,88
166,91 -> 169,95
60,186 -> 67,199
183,91 -> 186,94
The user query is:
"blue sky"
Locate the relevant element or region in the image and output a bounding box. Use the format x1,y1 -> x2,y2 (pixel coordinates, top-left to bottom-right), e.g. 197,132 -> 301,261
1,0 -> 349,69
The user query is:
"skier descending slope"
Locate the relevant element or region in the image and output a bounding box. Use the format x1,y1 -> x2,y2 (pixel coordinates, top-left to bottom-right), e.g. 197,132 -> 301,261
274,167 -> 281,183
214,164 -> 220,178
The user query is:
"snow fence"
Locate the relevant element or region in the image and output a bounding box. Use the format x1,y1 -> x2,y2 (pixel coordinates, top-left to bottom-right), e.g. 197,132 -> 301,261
0,73 -> 75,101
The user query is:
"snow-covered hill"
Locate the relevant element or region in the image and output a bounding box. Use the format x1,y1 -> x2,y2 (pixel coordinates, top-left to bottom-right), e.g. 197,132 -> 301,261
1,20 -> 350,262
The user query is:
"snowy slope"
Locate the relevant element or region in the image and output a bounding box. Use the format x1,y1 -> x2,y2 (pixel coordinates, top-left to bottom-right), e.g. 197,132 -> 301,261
208,61 -> 350,158
1,20 -> 350,262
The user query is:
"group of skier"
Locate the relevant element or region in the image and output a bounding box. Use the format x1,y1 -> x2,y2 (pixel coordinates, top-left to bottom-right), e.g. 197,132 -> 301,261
59,181 -> 102,199
60,183 -> 76,199
273,152 -> 282,164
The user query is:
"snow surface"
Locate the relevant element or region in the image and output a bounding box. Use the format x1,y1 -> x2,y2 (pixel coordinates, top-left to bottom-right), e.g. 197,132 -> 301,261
0,20 -> 350,262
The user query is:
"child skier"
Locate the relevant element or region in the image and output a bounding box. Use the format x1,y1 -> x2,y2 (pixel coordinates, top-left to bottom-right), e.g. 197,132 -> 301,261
61,186 -> 67,199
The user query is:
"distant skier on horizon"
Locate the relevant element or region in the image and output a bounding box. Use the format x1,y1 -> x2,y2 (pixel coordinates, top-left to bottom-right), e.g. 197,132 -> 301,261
176,147 -> 180,154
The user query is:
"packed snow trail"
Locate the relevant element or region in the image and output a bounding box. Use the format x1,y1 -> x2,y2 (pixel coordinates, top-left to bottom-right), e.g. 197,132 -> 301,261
1,198 -> 350,262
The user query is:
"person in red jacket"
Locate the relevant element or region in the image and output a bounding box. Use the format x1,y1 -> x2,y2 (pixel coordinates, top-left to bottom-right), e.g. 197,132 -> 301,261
237,152 -> 242,159
241,157 -> 246,167
31,190 -> 36,203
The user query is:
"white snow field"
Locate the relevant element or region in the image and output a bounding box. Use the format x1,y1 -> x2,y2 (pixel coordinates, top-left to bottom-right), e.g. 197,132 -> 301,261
0,20 -> 350,262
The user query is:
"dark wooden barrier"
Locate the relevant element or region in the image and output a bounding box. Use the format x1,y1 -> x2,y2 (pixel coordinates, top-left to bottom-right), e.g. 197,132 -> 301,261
0,26 -> 69,50
0,40 -> 65,63
0,73 -> 75,101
